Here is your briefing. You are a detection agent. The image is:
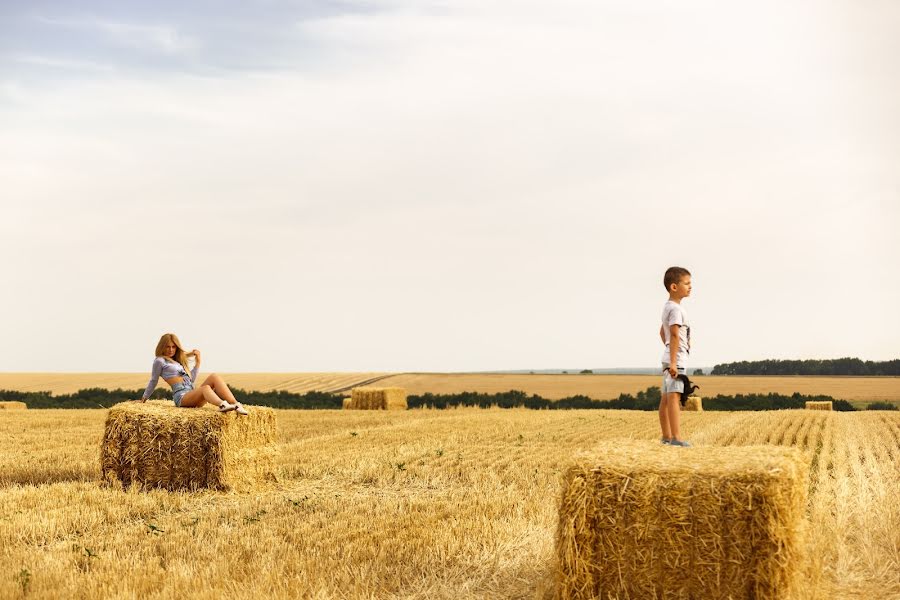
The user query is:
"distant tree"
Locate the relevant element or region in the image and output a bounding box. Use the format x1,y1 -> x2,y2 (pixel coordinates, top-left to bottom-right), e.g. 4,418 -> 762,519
692,369 -> 704,376
867,402 -> 899,411
562,371 -> 568,374
580,369 -> 593,374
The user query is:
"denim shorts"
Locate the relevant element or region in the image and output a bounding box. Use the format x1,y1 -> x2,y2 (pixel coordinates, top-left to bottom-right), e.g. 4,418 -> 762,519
662,364 -> 686,395
171,380 -> 194,407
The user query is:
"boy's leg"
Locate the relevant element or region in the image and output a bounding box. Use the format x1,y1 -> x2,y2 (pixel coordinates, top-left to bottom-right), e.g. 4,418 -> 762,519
666,392 -> 682,441
659,396 -> 672,441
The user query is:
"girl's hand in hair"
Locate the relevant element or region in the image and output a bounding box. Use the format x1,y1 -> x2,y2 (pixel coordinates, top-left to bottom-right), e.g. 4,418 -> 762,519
192,349 -> 201,364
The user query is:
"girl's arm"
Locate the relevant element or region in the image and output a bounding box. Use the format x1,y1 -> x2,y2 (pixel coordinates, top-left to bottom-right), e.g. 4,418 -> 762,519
190,349 -> 201,381
659,325 -> 665,344
141,358 -> 163,401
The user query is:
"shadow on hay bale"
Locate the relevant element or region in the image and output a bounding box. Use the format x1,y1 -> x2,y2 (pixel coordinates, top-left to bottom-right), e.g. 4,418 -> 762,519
805,400 -> 833,411
556,441 -> 808,600
345,387 -> 407,410
101,400 -> 277,492
0,401 -> 28,410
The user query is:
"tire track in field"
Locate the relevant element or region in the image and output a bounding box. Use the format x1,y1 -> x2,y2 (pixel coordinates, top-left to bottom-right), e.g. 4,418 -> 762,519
329,373 -> 402,394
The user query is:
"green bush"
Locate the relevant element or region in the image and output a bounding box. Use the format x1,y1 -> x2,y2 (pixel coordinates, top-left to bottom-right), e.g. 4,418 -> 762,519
866,402 -> 899,411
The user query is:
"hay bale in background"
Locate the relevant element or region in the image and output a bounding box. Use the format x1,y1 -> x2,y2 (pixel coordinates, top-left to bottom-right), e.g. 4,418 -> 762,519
556,441 -> 808,600
342,397 -> 352,409
805,401 -> 833,411
683,396 -> 703,411
0,401 -> 28,410
101,401 -> 277,492
348,387 -> 407,410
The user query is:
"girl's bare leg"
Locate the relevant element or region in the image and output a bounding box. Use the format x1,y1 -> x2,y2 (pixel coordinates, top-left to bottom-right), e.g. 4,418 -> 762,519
201,373 -> 238,405
666,392 -> 682,441
178,385 -> 226,408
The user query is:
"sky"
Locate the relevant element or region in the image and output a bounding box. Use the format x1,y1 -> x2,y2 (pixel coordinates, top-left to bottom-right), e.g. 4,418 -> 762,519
1,0 -> 898,373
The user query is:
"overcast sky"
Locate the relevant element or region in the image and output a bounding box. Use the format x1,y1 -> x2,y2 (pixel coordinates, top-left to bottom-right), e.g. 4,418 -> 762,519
1,0 -> 898,373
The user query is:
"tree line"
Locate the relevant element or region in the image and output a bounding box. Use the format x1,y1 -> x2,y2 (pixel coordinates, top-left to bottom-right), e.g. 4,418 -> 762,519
5,386 -> 889,411
710,357 -> 900,376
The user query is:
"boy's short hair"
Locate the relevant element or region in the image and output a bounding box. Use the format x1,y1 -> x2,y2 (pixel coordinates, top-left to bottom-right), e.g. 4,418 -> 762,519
664,266 -> 691,291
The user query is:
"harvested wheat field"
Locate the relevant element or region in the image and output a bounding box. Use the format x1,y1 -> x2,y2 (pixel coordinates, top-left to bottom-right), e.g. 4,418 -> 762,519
0,409 -> 898,599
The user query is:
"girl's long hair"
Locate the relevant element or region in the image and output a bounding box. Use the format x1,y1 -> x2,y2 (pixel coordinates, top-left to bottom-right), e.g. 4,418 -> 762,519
154,333 -> 194,375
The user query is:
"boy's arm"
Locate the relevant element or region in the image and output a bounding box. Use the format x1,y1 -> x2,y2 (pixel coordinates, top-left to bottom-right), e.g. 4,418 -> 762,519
668,324 -> 681,375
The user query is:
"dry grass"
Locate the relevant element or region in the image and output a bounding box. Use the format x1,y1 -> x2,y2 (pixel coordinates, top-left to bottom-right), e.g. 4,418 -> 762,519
0,409 -> 898,599
806,401 -> 833,411
101,401 -> 277,492
347,387 -> 408,410
557,441 -> 808,599
684,396 -> 703,411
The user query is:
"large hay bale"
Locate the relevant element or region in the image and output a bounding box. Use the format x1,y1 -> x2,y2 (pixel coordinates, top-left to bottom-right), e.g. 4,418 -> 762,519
342,397 -> 352,409
101,401 -> 277,492
683,396 -> 703,411
805,400 -> 833,411
556,441 -> 808,600
348,387 -> 407,410
0,401 -> 27,410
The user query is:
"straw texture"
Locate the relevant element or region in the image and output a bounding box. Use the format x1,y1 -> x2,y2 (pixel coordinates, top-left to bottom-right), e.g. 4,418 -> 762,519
556,440 -> 808,600
0,401 -> 27,410
805,401 -> 833,411
100,401 -> 277,492
683,396 -> 703,411
347,387 -> 407,410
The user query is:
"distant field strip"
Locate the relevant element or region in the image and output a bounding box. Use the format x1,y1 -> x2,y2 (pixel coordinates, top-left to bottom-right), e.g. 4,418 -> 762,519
0,373 -> 389,395
380,373 -> 900,402
0,409 -> 897,598
2,373 -> 898,404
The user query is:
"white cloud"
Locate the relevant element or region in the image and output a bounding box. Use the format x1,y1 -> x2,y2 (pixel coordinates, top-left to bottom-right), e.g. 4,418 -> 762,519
1,0 -> 897,371
35,15 -> 195,55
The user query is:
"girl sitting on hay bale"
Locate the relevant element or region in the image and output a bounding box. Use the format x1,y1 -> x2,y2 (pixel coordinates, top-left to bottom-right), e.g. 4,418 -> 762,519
136,333 -> 249,415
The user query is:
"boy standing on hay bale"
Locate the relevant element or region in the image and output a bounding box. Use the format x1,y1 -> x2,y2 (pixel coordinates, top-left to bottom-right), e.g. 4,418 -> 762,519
658,266 -> 692,447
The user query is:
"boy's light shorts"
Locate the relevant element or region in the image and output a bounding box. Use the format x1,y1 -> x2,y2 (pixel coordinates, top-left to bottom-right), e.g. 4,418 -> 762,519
662,364 -> 686,395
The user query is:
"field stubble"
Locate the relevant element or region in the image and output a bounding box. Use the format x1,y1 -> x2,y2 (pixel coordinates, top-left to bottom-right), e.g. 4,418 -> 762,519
0,409 -> 898,599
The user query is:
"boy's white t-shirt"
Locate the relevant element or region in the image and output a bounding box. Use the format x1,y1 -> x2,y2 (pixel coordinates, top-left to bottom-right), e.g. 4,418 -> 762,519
661,300 -> 691,368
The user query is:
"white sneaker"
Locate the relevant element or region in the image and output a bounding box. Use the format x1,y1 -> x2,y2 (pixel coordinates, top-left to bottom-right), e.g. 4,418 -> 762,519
235,403 -> 249,416
218,402 -> 237,413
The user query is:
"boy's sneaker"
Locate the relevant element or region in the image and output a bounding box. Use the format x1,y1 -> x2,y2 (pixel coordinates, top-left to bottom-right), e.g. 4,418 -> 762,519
669,439 -> 692,447
234,403 -> 249,416
660,437 -> 672,445
218,402 -> 237,414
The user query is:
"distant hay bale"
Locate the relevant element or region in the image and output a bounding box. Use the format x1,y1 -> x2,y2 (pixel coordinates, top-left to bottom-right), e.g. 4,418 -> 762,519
100,401 -> 277,492
347,387 -> 407,410
683,396 -> 703,411
0,401 -> 27,410
556,441 -> 808,600
805,401 -> 833,411
342,397 -> 352,409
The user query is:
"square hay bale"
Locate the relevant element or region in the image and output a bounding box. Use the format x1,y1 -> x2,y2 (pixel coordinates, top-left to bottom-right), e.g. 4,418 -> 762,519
683,396 -> 703,411
0,401 -> 27,410
805,400 -> 833,411
101,401 -> 277,492
342,397 -> 352,409
556,441 -> 808,600
348,387 -> 407,410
